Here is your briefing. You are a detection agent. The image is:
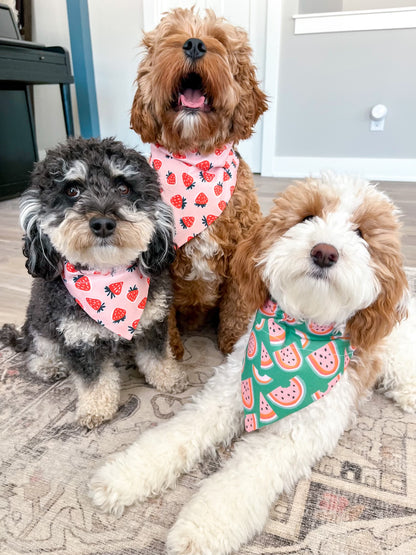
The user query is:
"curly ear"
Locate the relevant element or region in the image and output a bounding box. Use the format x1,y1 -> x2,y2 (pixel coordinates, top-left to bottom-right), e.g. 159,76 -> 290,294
20,190 -> 61,280
346,251 -> 408,350
230,28 -> 268,141
230,219 -> 269,314
139,201 -> 176,277
130,30 -> 160,143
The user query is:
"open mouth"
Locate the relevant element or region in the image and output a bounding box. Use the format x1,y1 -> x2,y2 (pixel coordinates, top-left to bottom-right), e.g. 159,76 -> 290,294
174,72 -> 212,112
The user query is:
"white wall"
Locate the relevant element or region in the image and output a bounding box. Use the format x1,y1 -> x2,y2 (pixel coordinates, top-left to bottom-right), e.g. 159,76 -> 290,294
88,0 -> 147,153
31,0 -> 80,157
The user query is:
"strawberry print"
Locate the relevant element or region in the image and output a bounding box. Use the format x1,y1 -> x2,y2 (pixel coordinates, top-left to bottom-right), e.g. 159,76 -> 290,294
105,282 -> 123,298
170,195 -> 187,209
199,170 -> 215,183
166,171 -> 176,185
112,308 -> 126,323
180,216 -> 195,229
196,160 -> 212,171
86,298 -> 106,312
126,285 -> 139,302
138,297 -> 147,309
62,264 -> 150,340
223,168 -> 232,181
195,193 -> 208,208
66,262 -> 77,273
152,159 -> 162,171
73,275 -> 91,291
202,214 -> 217,227
151,142 -> 239,248
214,183 -> 223,196
128,320 -> 140,334
182,173 -> 195,189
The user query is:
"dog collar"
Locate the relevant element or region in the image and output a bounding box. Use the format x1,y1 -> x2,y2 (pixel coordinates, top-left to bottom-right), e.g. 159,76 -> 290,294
62,262 -> 150,340
150,143 -> 239,247
241,298 -> 355,432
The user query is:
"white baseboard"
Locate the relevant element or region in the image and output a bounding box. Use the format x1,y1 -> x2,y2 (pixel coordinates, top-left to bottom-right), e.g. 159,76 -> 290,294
264,156 -> 416,183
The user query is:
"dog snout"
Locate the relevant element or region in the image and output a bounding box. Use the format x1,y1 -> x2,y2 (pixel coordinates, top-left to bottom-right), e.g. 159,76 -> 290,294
310,243 -> 339,268
89,216 -> 117,238
183,38 -> 206,60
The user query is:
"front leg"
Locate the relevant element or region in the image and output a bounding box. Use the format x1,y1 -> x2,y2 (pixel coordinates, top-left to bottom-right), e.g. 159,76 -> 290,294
64,343 -> 120,429
167,372 -> 359,555
89,334 -> 247,516
135,319 -> 188,393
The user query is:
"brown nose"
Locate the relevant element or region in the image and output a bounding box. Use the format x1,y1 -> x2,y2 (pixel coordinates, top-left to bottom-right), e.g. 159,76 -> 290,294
310,243 -> 339,268
183,38 -> 207,60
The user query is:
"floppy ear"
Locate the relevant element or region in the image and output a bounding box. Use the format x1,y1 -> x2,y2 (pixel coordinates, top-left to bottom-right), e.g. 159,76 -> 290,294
230,219 -> 269,314
346,250 -> 408,350
229,27 -> 268,141
130,31 -> 160,143
20,190 -> 61,280
139,201 -> 176,277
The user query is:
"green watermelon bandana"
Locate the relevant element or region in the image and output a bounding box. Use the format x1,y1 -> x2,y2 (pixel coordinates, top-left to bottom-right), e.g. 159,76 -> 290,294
241,298 -> 355,432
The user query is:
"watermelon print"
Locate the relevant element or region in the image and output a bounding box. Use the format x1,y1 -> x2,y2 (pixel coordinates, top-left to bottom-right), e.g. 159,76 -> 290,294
306,341 -> 340,377
259,393 -> 278,424
241,298 -> 355,432
151,142 -> 239,247
273,343 -> 302,371
62,263 -> 150,340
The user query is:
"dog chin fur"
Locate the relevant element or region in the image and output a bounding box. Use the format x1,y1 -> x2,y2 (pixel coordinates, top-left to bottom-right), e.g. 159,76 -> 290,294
89,174 -> 416,554
130,7 -> 268,359
5,137 -> 187,429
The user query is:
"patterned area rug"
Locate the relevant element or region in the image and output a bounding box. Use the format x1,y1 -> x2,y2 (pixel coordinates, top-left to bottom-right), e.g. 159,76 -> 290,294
1,271 -> 416,554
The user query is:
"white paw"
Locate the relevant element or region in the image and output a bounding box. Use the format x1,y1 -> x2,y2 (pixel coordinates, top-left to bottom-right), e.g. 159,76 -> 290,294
89,454 -> 141,517
167,517 -> 227,555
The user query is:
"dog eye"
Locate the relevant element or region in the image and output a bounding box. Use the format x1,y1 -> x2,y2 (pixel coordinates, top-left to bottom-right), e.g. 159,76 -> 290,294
355,228 -> 363,238
117,184 -> 130,195
65,184 -> 80,198
302,215 -> 314,222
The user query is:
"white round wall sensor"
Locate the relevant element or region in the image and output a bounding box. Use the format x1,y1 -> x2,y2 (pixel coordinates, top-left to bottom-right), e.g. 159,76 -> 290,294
370,104 -> 388,121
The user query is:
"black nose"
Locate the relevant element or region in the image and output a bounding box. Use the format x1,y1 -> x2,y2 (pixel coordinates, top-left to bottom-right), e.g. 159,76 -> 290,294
89,216 -> 116,238
183,38 -> 206,60
310,243 -> 339,268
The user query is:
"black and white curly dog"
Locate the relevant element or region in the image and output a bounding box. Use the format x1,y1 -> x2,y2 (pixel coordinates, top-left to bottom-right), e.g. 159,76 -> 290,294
2,137 -> 187,428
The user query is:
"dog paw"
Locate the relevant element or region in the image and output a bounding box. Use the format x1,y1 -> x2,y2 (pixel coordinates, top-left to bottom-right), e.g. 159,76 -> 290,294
76,400 -> 119,429
167,516 -> 232,555
77,412 -> 109,429
89,455 -> 138,517
144,359 -> 188,394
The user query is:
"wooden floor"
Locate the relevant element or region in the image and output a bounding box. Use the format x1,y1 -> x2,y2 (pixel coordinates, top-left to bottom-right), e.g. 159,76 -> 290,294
1,176 -> 415,327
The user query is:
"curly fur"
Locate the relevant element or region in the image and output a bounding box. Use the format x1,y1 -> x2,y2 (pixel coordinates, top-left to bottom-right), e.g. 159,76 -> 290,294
89,174 -> 416,554
2,137 -> 187,428
130,7 -> 267,358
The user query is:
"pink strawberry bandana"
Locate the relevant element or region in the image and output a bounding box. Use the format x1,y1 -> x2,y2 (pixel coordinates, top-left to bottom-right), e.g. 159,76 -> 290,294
150,143 -> 239,247
242,298 -> 355,433
62,262 -> 150,340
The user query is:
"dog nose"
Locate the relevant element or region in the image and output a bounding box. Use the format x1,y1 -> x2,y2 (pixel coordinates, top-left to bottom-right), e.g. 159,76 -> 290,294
89,216 -> 116,238
310,243 -> 339,268
183,38 -> 206,60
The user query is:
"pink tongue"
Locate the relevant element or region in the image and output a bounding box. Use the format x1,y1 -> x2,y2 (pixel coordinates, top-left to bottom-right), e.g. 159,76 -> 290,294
179,88 -> 205,108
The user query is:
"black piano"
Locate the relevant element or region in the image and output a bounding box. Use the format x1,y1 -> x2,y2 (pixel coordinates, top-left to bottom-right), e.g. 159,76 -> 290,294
0,2 -> 74,199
